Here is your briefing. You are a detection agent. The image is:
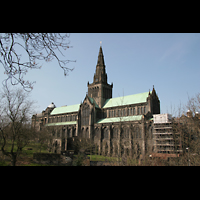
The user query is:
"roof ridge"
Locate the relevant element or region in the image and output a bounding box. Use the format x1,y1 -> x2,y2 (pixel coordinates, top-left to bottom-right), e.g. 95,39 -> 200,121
103,91 -> 150,108
105,91 -> 150,101
117,91 -> 150,98
55,103 -> 80,108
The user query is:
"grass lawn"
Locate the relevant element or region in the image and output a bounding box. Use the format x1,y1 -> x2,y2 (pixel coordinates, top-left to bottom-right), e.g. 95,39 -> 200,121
1,141 -> 138,166
0,141 -> 51,166
88,155 -> 139,165
88,154 -> 121,162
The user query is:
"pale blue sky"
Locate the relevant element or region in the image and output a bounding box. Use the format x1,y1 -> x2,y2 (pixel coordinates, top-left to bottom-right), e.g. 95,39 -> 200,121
1,33 -> 200,116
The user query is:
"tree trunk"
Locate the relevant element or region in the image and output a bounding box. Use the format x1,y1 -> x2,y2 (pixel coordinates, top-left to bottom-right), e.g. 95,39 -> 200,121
11,153 -> 17,166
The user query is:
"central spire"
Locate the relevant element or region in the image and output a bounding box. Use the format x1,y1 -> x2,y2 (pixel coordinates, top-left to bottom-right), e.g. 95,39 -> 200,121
97,46 -> 105,67
87,45 -> 113,108
94,45 -> 107,83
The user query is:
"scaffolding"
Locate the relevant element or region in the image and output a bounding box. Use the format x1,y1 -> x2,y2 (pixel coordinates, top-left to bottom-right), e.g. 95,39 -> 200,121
153,114 -> 182,154
153,113 -> 172,124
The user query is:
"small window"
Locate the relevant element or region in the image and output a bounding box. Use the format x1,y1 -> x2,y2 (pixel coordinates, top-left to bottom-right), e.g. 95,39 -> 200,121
118,109 -> 121,117
138,107 -> 140,115
57,130 -> 61,138
104,111 -> 107,118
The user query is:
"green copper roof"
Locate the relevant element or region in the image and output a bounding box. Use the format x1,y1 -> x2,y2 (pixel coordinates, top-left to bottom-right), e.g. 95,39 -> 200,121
103,91 -> 150,108
50,104 -> 80,115
97,115 -> 143,124
88,96 -> 99,108
45,121 -> 77,126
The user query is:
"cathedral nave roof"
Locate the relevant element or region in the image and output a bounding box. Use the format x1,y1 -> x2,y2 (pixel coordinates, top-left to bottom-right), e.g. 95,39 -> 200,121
103,91 -> 151,108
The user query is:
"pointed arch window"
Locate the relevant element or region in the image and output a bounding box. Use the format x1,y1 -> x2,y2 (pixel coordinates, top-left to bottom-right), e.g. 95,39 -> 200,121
130,108 -> 133,115
103,127 -> 109,139
123,108 -> 126,116
81,104 -> 90,126
113,127 -> 118,138
125,128 -> 129,138
118,109 -> 121,117
138,107 -> 140,115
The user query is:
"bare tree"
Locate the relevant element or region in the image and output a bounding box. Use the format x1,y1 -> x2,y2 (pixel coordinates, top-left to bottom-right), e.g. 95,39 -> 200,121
165,93 -> 200,166
0,33 -> 76,91
184,93 -> 200,165
72,137 -> 94,166
35,126 -> 55,153
186,93 -> 200,114
0,85 -> 36,166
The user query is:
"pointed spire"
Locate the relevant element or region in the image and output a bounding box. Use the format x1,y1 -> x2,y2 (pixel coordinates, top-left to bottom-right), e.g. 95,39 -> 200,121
152,85 -> 156,94
93,45 -> 107,83
97,45 -> 105,66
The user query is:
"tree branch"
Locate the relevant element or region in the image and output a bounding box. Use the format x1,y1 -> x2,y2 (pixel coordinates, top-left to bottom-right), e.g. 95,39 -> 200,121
0,33 -> 76,91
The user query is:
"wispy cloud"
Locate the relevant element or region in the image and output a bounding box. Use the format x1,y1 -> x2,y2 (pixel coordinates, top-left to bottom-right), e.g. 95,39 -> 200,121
159,40 -> 186,63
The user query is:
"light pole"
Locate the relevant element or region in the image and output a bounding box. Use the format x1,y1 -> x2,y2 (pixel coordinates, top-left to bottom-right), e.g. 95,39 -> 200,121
186,147 -> 190,166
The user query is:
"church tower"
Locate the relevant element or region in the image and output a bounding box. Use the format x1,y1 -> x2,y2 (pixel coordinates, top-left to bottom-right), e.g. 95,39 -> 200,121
88,45 -> 113,108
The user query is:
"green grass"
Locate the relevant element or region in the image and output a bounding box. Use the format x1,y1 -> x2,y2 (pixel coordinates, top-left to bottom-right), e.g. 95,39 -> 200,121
88,155 -> 140,165
88,154 -> 121,162
0,160 -> 10,166
0,140 -> 51,166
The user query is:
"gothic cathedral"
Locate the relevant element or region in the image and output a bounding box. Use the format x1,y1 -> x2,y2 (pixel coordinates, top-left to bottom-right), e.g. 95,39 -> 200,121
32,45 -> 161,158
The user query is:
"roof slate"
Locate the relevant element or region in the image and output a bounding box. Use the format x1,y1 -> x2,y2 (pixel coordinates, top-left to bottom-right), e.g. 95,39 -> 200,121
50,104 -> 80,115
103,91 -> 150,108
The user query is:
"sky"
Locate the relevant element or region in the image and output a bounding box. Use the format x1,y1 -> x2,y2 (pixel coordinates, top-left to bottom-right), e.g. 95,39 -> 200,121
0,33 -> 200,116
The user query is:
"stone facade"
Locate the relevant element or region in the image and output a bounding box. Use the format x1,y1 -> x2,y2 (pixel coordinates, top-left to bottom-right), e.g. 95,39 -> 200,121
32,45 -> 162,158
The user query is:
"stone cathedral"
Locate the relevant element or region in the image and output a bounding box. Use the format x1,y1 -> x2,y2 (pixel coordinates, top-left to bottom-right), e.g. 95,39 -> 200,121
32,45 -> 160,158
